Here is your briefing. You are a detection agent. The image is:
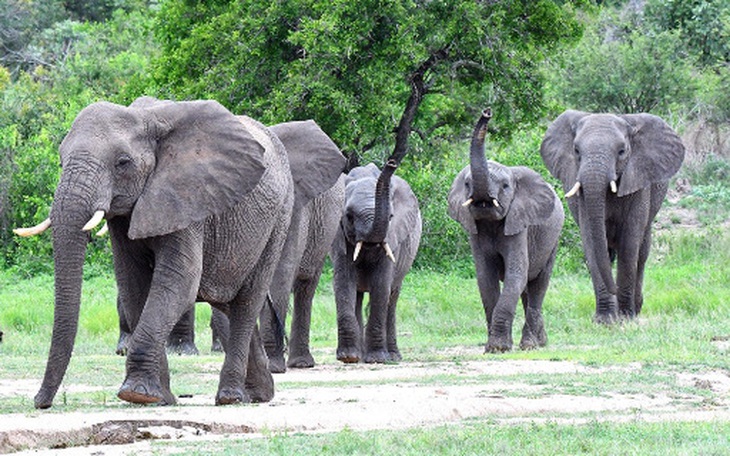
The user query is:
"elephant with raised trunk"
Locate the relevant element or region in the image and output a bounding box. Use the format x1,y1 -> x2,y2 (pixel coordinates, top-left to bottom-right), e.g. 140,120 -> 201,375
540,110 -> 684,323
331,161 -> 421,364
15,97 -> 341,408
448,109 -> 564,353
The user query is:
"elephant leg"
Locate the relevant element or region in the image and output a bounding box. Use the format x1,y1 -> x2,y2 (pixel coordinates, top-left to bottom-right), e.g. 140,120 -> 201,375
167,307 -> 199,355
581,230 -> 618,324
210,306 -> 229,352
334,252 -> 361,363
287,274 -> 319,369
245,324 -> 275,402
116,295 -> 131,356
386,285 -> 402,362
616,211 -> 646,319
472,247 -> 501,350
364,270 -> 392,364
118,227 -> 203,406
634,229 -> 652,316
260,290 -> 289,374
519,273 -> 551,350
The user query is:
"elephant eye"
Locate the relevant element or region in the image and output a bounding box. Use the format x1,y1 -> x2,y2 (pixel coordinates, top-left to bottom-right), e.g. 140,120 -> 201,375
502,183 -> 509,190
618,148 -> 626,156
574,147 -> 580,155
115,155 -> 132,168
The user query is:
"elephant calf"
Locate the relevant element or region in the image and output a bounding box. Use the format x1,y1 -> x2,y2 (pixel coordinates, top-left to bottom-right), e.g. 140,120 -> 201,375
331,162 -> 422,364
448,109 -> 564,352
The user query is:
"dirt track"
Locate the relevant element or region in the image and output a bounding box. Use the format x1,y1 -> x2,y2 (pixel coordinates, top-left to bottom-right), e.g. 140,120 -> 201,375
2,344 -> 730,455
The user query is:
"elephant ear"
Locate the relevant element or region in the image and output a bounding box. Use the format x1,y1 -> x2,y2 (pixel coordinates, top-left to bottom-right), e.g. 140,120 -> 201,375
618,113 -> 685,197
128,100 -> 267,239
540,110 -> 589,192
447,166 -> 477,235
504,167 -> 558,236
269,120 -> 346,209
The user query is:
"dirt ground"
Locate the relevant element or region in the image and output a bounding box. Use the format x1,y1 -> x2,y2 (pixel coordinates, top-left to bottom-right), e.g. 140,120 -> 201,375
2,344 -> 730,455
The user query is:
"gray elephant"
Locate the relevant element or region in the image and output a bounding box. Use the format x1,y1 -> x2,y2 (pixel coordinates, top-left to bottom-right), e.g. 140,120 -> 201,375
15,97 -> 340,408
540,110 -> 684,322
448,109 -> 564,353
119,119 -> 347,374
331,161 -> 422,364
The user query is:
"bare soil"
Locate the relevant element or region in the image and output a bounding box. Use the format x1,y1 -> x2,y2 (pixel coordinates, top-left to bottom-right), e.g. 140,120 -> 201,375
2,345 -> 730,455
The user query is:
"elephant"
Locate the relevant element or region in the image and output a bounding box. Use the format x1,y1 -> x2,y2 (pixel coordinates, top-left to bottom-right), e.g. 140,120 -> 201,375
118,121 -> 347,374
448,109 -> 565,353
15,97 -> 342,408
331,160 -> 422,364
540,110 -> 684,323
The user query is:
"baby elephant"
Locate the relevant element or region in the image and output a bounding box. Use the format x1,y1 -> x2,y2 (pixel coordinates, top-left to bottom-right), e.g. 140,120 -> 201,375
448,109 -> 564,352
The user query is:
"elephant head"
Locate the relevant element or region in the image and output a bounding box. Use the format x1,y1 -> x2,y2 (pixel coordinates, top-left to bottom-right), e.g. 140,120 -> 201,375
540,110 -> 684,292
342,161 -> 398,262
24,98 -> 272,409
448,109 -> 557,236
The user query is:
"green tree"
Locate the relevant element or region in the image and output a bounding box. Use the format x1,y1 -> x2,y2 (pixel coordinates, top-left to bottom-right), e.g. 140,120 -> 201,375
151,0 -> 584,270
547,8 -> 696,115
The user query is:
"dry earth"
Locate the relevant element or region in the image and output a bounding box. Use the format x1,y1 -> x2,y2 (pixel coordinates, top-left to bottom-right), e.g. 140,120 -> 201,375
2,345 -> 730,455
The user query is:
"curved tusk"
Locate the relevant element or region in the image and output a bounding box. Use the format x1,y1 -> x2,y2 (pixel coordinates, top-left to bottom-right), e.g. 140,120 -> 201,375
461,198 -> 473,207
610,180 -> 618,194
564,181 -> 581,198
353,241 -> 363,262
82,210 -> 105,232
383,243 -> 396,263
95,221 -> 109,237
492,199 -> 500,208
13,218 -> 51,237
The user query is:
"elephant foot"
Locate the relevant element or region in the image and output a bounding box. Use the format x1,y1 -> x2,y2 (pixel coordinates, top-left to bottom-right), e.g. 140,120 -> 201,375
519,335 -> 546,351
337,346 -> 361,364
268,355 -> 287,374
388,350 -> 402,362
34,388 -> 56,410
363,349 -> 390,364
215,387 -> 248,405
287,352 -> 315,369
118,378 -> 176,406
245,376 -> 275,403
166,341 -> 200,356
593,311 -> 619,325
485,338 -> 512,354
116,332 -> 130,356
211,337 -> 224,353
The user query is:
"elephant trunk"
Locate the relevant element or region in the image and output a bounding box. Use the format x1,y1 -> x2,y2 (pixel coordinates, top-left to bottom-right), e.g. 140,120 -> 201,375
581,178 -> 617,296
469,109 -> 493,204
35,223 -> 89,409
35,169 -> 107,409
367,159 -> 397,243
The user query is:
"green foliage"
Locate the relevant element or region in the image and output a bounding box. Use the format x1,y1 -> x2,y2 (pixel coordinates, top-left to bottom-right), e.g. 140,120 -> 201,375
547,12 -> 697,114
152,0 -> 583,159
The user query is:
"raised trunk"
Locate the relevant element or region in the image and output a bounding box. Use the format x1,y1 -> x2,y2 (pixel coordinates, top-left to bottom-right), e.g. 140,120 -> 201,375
35,224 -> 88,409
582,186 -> 617,295
367,160 -> 396,243
469,109 -> 492,201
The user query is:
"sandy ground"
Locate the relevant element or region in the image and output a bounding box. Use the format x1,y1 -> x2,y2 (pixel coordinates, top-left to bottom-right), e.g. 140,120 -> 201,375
2,345 -> 730,455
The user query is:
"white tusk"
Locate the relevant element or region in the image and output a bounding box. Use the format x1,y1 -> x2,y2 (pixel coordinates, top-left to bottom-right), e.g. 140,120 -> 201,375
13,218 -> 51,237
564,181 -> 581,198
82,210 -> 105,232
492,199 -> 500,208
461,198 -> 473,207
610,180 -> 617,193
383,243 -> 396,263
353,241 -> 363,262
96,221 -> 109,237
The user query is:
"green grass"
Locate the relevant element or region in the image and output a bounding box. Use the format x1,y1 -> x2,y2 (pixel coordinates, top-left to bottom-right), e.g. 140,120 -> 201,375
148,420 -> 730,455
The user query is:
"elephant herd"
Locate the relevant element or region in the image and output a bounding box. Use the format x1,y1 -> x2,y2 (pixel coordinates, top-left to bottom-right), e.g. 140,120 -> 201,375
13,97 -> 684,409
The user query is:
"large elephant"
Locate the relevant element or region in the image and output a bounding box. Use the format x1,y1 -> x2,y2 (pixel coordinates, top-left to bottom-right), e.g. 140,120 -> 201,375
540,110 -> 684,322
448,109 -> 564,352
331,161 -> 422,364
15,97 -> 340,408
120,119 -> 347,374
